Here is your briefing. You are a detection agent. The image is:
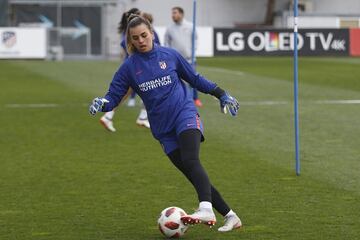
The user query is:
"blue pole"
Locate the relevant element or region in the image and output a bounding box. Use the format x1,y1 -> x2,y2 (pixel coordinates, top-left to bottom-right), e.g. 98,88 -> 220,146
293,0 -> 300,176
191,0 -> 197,66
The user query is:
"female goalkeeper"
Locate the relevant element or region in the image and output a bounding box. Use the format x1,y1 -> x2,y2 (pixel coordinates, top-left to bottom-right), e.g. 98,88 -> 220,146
89,14 -> 241,232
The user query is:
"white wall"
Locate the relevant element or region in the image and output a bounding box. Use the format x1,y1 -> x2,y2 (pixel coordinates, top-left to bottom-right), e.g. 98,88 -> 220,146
289,16 -> 340,28
313,0 -> 360,15
103,2 -> 126,56
122,0 -> 270,27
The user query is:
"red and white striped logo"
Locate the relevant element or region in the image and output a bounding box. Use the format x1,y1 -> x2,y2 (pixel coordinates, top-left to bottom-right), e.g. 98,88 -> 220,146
2,31 -> 17,48
159,61 -> 167,69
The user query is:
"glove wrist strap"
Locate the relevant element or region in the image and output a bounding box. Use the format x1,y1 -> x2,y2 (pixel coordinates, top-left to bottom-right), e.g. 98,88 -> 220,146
210,86 -> 226,99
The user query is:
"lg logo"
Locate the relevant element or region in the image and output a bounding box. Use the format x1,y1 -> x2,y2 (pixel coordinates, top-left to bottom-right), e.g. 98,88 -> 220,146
216,32 -> 245,51
216,31 -> 303,52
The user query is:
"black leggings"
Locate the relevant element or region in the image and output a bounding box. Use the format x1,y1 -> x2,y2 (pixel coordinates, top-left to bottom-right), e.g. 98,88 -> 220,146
167,129 -> 231,216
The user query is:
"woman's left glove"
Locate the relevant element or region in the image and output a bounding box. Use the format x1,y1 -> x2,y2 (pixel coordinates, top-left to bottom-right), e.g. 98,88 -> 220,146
220,92 -> 240,116
89,97 -> 109,115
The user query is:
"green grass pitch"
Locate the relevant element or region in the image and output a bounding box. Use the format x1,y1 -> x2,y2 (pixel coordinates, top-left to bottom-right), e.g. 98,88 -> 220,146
0,57 -> 359,239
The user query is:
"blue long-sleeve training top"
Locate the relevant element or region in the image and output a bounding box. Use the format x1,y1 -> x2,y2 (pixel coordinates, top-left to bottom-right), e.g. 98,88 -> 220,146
103,44 -> 217,139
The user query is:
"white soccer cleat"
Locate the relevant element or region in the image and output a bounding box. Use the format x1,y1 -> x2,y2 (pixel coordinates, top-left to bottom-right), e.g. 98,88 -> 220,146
136,118 -> 150,128
181,208 -> 216,227
218,214 -> 242,232
100,116 -> 116,132
127,98 -> 136,107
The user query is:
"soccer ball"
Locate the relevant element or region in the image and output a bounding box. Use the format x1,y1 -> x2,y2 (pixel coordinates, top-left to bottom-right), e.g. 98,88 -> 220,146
157,206 -> 189,238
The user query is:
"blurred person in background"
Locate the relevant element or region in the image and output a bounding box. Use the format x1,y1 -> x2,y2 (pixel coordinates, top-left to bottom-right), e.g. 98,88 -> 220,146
99,8 -> 140,132
164,6 -> 203,107
89,15 -> 242,232
100,8 -> 160,131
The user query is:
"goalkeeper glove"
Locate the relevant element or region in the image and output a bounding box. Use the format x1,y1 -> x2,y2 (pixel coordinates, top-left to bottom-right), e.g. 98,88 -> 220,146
89,97 -> 109,115
219,92 -> 240,116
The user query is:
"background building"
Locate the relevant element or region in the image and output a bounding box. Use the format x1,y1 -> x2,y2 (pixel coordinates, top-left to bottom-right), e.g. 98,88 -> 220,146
2,0 -> 360,58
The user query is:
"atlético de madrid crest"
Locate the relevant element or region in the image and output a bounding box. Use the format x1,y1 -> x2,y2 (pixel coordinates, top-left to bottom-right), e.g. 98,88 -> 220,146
2,31 -> 17,48
159,61 -> 167,69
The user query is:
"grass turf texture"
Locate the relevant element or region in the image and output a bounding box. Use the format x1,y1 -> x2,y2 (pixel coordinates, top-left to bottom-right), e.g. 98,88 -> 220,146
0,57 -> 359,239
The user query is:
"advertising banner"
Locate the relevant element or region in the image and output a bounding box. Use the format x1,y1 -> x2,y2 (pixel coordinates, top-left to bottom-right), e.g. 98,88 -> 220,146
0,28 -> 47,59
350,28 -> 360,56
214,28 -> 349,56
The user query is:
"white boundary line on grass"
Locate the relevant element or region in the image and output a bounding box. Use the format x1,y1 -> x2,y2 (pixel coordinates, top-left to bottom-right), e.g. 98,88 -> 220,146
200,66 -> 245,76
242,100 -> 360,105
315,100 -> 360,104
5,103 -> 59,108
240,101 -> 289,106
3,100 -> 360,108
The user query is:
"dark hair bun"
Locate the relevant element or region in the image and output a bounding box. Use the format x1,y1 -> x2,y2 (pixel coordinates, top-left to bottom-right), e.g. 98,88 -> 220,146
127,13 -> 140,23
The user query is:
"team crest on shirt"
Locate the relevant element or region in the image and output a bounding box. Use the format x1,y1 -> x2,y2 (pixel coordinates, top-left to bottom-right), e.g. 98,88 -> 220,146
159,61 -> 167,69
